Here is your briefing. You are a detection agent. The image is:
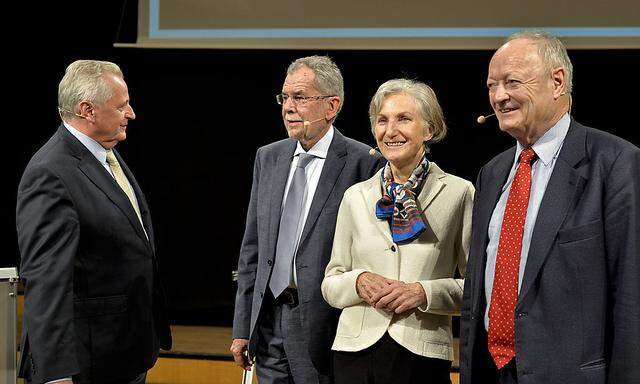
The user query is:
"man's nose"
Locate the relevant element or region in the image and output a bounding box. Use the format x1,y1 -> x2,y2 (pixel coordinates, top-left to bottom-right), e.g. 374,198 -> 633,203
492,84 -> 509,104
283,97 -> 297,113
126,105 -> 136,120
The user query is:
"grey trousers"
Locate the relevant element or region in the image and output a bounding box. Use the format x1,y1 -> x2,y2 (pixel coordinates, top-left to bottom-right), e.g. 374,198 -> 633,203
256,296 -> 330,384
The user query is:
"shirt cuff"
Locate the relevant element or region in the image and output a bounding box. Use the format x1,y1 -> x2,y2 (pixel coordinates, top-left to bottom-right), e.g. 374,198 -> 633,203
46,378 -> 72,383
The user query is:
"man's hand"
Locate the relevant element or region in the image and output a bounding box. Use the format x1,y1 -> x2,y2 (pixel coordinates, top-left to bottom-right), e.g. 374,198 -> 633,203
356,272 -> 402,306
230,338 -> 253,370
373,282 -> 427,314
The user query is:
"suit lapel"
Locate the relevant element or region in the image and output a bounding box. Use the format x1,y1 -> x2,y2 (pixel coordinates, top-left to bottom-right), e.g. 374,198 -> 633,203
362,170 -> 393,243
267,140 -> 297,258
518,121 -> 587,303
471,148 -> 515,313
115,150 -> 154,252
298,130 -> 348,248
59,126 -> 152,249
418,163 -> 446,212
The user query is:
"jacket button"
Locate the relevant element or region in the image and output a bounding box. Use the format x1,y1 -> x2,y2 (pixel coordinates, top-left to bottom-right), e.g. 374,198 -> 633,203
267,259 -> 273,266
390,245 -> 396,252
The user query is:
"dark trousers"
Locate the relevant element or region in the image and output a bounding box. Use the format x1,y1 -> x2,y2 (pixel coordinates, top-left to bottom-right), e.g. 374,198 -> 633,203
256,291 -> 330,384
105,372 -> 147,384
333,332 -> 451,384
497,360 -> 518,384
55,371 -> 146,384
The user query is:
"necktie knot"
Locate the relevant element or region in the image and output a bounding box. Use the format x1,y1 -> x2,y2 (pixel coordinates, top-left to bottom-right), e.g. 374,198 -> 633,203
296,153 -> 315,169
105,150 -> 118,166
519,148 -> 536,165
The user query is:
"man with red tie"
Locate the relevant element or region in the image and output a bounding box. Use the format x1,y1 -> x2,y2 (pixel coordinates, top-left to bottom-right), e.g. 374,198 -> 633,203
460,31 -> 639,384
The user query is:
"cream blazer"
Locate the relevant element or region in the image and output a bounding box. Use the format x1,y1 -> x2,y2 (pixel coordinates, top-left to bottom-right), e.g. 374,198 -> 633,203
322,163 -> 474,361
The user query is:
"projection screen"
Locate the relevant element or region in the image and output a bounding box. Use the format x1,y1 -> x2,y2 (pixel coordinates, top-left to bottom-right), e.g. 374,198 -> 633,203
128,0 -> 640,49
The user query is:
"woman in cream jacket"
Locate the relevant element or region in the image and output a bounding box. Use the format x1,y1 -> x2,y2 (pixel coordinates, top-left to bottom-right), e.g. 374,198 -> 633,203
322,79 -> 474,384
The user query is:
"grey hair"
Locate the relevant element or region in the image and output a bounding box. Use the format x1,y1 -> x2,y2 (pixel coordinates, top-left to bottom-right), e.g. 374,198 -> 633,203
507,30 -> 574,94
58,60 -> 123,120
287,55 -> 344,116
368,79 -> 447,144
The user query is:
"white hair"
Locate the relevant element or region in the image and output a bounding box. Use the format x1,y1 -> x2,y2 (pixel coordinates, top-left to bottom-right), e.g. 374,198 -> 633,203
507,30 -> 574,94
58,60 -> 123,120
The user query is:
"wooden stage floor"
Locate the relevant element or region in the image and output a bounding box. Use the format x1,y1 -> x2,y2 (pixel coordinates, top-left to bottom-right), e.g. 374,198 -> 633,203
16,297 -> 459,383
148,325 -> 459,383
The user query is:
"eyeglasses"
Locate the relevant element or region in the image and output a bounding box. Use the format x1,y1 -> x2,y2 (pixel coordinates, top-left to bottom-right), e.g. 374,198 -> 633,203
276,93 -> 333,106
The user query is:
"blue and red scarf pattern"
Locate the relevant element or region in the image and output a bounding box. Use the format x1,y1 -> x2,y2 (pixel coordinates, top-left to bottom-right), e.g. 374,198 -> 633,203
375,156 -> 430,243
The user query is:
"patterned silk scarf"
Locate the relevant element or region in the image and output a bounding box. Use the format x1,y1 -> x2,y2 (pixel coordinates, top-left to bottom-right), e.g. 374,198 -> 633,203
375,155 -> 430,243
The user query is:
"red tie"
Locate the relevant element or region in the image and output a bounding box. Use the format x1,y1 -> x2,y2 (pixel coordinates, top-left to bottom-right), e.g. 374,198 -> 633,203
488,148 -> 536,369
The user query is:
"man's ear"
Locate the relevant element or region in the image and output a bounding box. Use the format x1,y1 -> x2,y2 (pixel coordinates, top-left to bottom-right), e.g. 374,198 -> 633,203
78,101 -> 96,122
325,96 -> 341,120
552,67 -> 567,99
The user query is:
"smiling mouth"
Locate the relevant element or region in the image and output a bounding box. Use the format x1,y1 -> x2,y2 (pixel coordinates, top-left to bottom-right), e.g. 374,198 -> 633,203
499,107 -> 518,113
384,141 -> 406,147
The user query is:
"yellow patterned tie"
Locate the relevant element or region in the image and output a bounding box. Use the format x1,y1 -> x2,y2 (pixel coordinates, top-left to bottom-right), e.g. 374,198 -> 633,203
105,150 -> 145,229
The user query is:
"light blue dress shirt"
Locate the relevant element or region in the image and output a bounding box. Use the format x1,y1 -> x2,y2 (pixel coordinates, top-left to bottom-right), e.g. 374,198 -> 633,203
484,113 -> 570,330
63,122 -> 114,178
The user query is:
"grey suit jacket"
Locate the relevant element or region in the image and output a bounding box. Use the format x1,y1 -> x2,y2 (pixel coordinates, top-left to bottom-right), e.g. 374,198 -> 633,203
460,119 -> 640,384
232,129 -> 383,375
16,125 -> 171,384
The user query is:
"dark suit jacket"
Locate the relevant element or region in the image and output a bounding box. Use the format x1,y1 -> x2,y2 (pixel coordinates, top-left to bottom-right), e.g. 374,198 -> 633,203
460,119 -> 640,384
16,125 -> 172,384
232,129 -> 383,375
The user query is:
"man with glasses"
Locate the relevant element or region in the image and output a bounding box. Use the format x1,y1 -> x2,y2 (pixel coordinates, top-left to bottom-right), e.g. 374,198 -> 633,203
16,60 -> 171,384
231,55 -> 383,383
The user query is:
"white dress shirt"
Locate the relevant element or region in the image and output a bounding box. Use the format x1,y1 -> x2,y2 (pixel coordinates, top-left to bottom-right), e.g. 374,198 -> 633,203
282,126 -> 334,286
484,113 -> 570,330
64,122 -> 113,177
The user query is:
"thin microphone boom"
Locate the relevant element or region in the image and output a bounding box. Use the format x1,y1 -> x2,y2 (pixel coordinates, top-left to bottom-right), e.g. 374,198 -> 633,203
299,117 -> 325,142
476,113 -> 496,124
58,106 -> 85,119
303,117 -> 325,127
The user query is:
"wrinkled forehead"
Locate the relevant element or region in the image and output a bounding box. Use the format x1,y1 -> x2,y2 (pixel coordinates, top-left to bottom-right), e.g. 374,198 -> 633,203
489,40 -> 543,77
282,67 -> 317,93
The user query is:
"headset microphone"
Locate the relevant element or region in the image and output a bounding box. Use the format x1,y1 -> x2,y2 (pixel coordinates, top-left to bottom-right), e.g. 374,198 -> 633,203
476,113 -> 496,124
298,117 -> 325,143
368,146 -> 379,156
303,117 -> 325,127
58,107 -> 85,119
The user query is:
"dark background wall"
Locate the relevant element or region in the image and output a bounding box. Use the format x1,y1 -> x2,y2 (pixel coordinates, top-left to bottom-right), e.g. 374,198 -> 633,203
4,1 -> 638,326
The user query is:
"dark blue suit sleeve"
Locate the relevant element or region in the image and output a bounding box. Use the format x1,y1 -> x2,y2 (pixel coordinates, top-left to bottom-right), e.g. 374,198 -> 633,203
16,164 -> 81,382
604,146 -> 640,383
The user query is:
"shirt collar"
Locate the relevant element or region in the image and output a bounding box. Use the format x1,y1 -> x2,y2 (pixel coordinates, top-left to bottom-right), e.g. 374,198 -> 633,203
294,125 -> 334,159
63,121 -> 109,165
514,113 -> 570,167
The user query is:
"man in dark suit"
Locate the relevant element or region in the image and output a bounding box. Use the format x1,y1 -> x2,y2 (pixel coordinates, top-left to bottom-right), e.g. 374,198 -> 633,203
16,60 -> 171,384
230,56 -> 383,383
460,31 -> 640,384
